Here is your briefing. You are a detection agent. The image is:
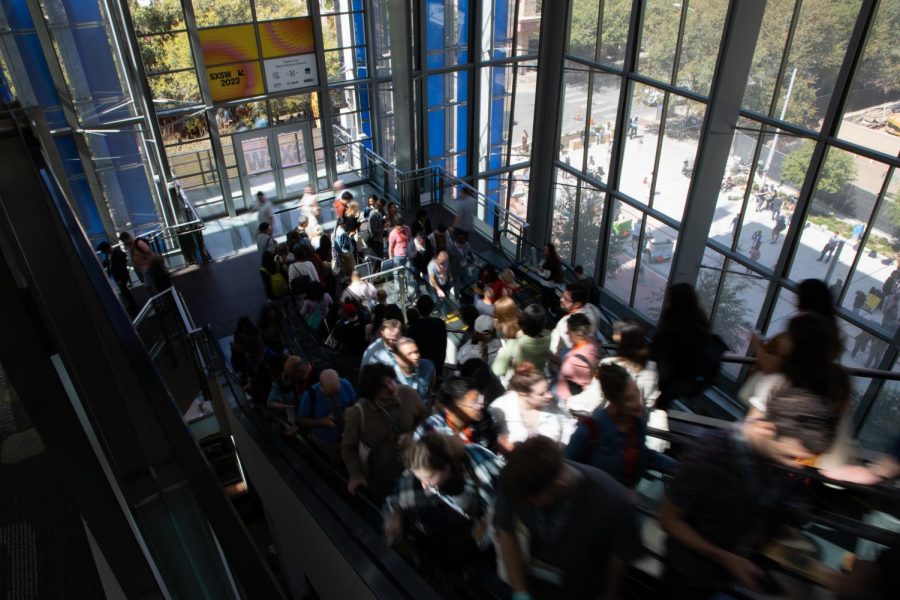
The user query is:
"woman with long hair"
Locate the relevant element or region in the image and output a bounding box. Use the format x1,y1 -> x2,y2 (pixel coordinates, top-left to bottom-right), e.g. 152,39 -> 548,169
492,296 -> 521,341
747,313 -> 851,466
650,283 -> 726,410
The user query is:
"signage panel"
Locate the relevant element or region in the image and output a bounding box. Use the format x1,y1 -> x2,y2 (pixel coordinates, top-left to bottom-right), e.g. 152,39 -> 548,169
263,54 -> 318,93
206,62 -> 264,102
199,24 -> 258,66
258,18 -> 315,58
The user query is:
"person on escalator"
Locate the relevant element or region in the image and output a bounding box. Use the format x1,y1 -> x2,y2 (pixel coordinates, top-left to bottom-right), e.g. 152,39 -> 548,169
342,363 -> 427,501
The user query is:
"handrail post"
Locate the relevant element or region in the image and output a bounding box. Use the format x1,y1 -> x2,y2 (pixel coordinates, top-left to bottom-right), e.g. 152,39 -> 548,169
398,267 -> 408,323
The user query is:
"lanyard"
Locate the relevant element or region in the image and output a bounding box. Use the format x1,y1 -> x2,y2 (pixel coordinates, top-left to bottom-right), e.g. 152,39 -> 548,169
372,399 -> 401,434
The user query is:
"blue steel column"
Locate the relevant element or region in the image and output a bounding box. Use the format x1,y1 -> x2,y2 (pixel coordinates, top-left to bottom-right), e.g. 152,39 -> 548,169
0,0 -> 116,243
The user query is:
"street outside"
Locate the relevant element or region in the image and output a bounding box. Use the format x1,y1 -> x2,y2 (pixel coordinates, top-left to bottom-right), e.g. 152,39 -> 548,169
545,79 -> 899,371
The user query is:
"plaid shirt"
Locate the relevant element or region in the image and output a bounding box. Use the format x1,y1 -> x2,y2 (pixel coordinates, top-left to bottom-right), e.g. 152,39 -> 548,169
414,410 -> 500,453
384,444 -> 504,549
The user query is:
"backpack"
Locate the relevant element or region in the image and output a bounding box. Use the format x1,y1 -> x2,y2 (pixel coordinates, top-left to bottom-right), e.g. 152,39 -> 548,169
288,263 -> 313,295
270,272 -> 289,297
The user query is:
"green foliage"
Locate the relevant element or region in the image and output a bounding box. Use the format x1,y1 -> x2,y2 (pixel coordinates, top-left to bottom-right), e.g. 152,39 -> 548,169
884,192 -> 900,242
781,141 -> 857,195
697,268 -> 751,354
568,0 -> 629,63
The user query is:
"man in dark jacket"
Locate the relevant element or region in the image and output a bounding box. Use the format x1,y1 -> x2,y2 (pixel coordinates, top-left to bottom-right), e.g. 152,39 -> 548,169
406,295 -> 447,377
98,241 -> 137,312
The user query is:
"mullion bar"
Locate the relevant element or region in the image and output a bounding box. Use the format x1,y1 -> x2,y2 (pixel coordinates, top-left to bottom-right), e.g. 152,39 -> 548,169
594,0 -> 645,285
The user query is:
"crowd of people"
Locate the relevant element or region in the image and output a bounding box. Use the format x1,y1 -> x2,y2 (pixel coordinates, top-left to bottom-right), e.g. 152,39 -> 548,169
229,185 -> 900,599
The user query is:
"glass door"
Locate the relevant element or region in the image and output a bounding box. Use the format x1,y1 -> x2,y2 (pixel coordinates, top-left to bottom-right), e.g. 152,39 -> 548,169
234,131 -> 277,209
272,122 -> 316,198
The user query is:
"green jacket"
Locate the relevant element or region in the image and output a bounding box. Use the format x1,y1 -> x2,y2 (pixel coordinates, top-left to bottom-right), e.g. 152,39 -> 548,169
491,331 -> 552,376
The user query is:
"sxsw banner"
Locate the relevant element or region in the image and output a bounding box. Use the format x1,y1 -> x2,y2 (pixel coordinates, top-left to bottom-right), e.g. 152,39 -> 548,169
198,18 -> 317,102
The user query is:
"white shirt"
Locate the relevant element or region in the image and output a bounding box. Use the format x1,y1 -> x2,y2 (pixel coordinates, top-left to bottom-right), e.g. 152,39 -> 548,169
342,280 -> 377,303
549,305 -> 600,354
257,201 -> 274,230
489,391 -> 575,446
300,193 -> 318,217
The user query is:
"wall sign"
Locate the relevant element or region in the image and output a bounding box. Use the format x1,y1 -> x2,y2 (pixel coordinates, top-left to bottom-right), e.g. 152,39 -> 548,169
206,62 -> 264,102
198,24 -> 258,66
258,18 -> 315,58
263,54 -> 318,93
196,17 -> 317,102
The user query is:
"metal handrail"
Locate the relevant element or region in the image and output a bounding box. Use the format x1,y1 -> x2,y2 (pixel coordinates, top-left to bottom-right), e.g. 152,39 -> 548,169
334,137 -> 530,260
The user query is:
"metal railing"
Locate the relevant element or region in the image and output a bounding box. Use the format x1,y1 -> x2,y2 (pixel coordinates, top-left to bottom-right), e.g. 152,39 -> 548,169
132,286 -> 215,403
138,181 -> 208,269
358,263 -> 416,321
336,135 -> 531,264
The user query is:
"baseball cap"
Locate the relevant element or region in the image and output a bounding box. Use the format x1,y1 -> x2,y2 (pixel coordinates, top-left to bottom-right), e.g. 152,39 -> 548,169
343,302 -> 358,317
474,315 -> 494,333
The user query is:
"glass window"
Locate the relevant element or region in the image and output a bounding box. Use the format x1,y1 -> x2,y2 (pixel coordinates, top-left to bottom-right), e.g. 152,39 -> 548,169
855,362 -> 900,453
675,0 -> 728,97
568,0 -> 630,67
215,101 -> 268,134
584,72 -> 622,185
321,13 -> 364,50
741,0 -> 795,114
844,169 -> 900,335
165,138 -> 219,203
480,65 -> 514,172
424,0 -> 470,68
516,0 -> 541,56
509,64 -> 537,165
632,215 -> 677,320
619,82 -> 663,204
788,147 -> 886,298
255,0 -> 309,20
551,178 -> 578,263
653,95 -> 705,221
508,169 -> 530,221
710,263 -> 767,361
764,286 -> 798,339
568,0 -> 600,62
159,112 -> 210,146
269,92 -> 315,124
370,0 -> 392,76
637,0 -> 680,85
138,33 -> 193,75
324,48 -> 366,82
192,0 -> 252,27
836,0 -> 900,157
148,71 -> 202,106
128,0 -> 186,35
427,70 -> 468,174
772,0 -> 862,129
558,65 -> 590,167
710,116 -> 764,252
604,200 -> 643,304
574,181 -> 605,273
484,0 -> 516,60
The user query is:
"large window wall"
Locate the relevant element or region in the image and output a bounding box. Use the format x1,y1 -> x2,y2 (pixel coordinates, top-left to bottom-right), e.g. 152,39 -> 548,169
549,0 -> 900,449
421,0 -> 541,222
128,0 -> 377,217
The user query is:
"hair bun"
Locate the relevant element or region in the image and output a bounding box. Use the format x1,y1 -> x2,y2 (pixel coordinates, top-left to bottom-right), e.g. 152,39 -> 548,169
514,361 -> 536,376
